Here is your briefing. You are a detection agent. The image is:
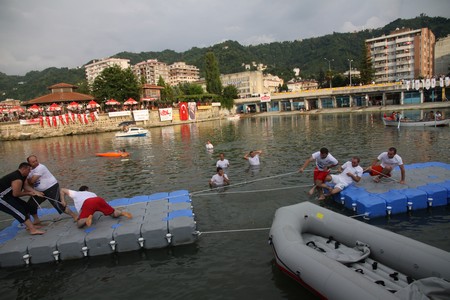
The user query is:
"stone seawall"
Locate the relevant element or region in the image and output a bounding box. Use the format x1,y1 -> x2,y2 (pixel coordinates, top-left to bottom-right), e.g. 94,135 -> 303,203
0,106 -> 224,141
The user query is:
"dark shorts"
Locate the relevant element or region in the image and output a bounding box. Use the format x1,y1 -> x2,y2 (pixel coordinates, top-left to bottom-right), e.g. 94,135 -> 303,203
79,197 -> 114,219
27,183 -> 65,215
0,195 -> 31,223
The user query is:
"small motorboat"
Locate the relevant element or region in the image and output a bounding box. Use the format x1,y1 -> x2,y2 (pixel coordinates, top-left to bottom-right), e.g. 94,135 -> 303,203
269,201 -> 450,300
383,118 -> 449,127
115,127 -> 148,137
96,152 -> 130,158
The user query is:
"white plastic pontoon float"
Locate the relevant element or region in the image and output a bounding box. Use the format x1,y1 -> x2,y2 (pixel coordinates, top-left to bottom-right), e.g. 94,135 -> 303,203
0,190 -> 198,268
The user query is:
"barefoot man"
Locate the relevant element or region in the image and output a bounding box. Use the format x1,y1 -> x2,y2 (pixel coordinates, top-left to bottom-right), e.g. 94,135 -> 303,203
60,186 -> 132,228
365,147 -> 406,184
0,162 -> 45,235
299,147 -> 338,200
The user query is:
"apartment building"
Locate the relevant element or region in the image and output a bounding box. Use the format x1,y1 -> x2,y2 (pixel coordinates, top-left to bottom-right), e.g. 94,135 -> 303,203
220,70 -> 265,98
169,62 -> 200,86
286,79 -> 319,92
366,28 -> 435,83
84,58 -> 130,85
435,35 -> 450,76
263,74 -> 284,93
133,59 -> 170,85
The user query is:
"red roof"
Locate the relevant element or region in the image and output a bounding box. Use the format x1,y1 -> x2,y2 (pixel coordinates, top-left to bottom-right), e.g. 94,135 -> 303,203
48,83 -> 78,90
25,92 -> 95,105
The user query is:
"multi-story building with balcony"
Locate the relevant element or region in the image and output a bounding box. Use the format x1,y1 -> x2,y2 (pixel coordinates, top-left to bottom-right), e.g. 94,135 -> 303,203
84,58 -> 130,85
435,35 -> 450,76
133,59 -> 170,85
366,28 -> 435,83
168,62 -> 200,86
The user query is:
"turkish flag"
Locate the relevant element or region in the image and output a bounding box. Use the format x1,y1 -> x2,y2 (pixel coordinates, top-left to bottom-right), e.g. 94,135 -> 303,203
39,116 -> 44,127
90,112 -> 95,122
46,116 -> 51,127
52,116 -> 57,127
179,102 -> 188,121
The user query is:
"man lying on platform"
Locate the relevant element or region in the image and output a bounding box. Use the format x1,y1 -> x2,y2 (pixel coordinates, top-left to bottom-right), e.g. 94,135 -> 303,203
60,186 -> 132,228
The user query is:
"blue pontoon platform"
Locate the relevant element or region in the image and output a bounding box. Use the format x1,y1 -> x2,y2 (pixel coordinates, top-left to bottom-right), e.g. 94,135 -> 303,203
333,162 -> 450,218
0,190 -> 198,268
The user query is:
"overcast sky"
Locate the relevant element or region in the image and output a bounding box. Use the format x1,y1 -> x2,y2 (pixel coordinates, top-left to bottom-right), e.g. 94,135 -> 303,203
1,0 -> 449,75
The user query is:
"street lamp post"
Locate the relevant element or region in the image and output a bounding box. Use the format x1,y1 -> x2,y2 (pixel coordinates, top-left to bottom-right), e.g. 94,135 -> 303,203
348,59 -> 353,86
324,58 -> 334,88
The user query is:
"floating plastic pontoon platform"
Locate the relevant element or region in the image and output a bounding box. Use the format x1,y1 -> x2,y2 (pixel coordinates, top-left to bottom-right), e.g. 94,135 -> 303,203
0,190 -> 198,268
332,162 -> 450,218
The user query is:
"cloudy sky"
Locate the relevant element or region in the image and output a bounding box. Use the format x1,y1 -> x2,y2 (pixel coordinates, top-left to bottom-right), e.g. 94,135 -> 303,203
1,0 -> 449,75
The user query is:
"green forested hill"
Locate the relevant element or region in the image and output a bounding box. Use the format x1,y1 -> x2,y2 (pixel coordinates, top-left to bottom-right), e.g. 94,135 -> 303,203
1,15 -> 449,102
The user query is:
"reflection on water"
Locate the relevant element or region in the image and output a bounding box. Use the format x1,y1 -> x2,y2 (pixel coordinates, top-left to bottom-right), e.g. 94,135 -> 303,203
0,109 -> 449,299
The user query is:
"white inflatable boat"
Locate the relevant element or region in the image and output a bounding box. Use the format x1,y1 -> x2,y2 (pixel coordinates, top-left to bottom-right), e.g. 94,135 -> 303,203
269,202 -> 450,300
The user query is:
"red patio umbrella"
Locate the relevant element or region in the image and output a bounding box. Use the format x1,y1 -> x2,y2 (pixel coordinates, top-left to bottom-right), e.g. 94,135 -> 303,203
105,99 -> 120,105
27,104 -> 41,113
124,98 -> 138,105
9,106 -> 25,113
47,103 -> 61,111
67,101 -> 82,110
87,100 -> 100,109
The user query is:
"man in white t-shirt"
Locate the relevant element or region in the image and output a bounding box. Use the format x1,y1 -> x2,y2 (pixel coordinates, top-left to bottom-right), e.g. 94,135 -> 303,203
26,155 -> 77,224
209,167 -> 230,188
60,185 -> 132,228
365,147 -> 405,184
299,147 -> 338,200
322,157 -> 363,195
244,150 -> 262,166
216,153 -> 230,169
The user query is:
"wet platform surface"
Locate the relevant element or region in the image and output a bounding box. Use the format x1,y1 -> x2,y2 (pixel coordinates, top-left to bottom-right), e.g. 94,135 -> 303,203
0,190 -> 197,268
334,162 -> 450,217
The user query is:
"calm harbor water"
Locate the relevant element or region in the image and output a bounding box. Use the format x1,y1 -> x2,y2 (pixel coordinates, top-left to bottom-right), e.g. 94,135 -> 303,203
0,109 -> 449,300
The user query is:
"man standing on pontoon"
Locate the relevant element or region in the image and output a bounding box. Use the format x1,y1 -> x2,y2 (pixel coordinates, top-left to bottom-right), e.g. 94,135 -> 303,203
26,155 -> 77,224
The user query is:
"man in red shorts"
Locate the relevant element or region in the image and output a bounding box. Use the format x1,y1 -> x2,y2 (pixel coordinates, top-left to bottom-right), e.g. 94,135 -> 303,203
299,147 -> 338,200
365,147 -> 406,184
59,186 -> 132,228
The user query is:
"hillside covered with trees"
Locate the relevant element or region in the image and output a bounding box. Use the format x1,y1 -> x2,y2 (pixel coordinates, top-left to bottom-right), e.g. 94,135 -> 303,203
1,14 -> 449,102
